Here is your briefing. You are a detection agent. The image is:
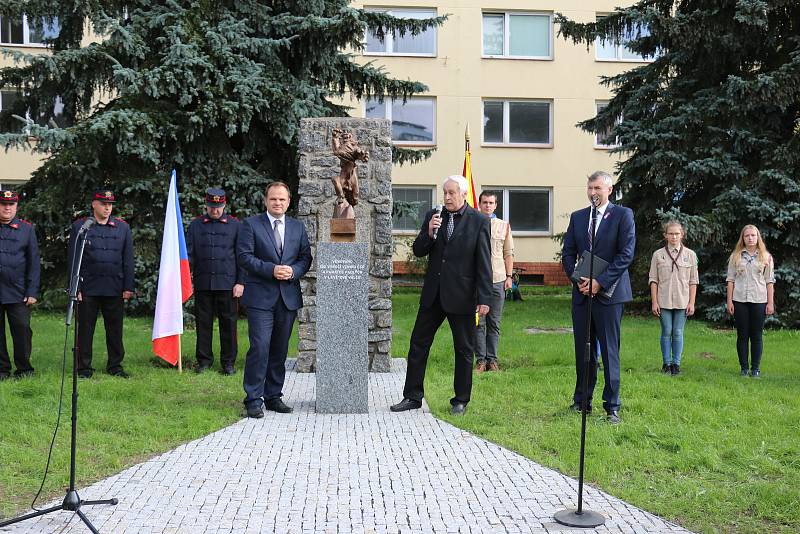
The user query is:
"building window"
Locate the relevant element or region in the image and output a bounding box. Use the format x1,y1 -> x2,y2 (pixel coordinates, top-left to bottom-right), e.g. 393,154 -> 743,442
595,101 -> 620,148
595,16 -> 650,61
1,91 -> 70,132
482,100 -> 552,146
0,90 -> 24,133
0,15 -> 59,46
482,188 -> 552,234
482,12 -> 552,59
366,97 -> 436,145
392,187 -> 435,232
365,8 -> 436,56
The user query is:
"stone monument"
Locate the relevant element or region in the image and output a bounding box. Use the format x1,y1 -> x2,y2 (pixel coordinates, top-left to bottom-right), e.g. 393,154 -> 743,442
296,117 -> 393,374
315,242 -> 369,413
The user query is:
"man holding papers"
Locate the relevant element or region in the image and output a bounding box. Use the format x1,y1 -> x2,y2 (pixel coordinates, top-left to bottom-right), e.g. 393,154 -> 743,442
561,171 -> 635,424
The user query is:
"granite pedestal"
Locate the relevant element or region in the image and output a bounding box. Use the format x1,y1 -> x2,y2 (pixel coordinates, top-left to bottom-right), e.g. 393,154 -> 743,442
315,242 -> 369,413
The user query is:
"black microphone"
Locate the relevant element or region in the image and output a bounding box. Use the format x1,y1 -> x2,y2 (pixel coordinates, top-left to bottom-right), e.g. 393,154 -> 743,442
431,204 -> 443,240
78,216 -> 96,233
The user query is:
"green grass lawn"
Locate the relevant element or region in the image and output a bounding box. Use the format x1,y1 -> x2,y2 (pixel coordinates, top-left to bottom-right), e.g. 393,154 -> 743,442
1,288 -> 798,533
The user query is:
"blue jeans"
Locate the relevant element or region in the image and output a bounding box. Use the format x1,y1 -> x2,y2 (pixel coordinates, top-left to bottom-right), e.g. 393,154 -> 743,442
659,309 -> 687,365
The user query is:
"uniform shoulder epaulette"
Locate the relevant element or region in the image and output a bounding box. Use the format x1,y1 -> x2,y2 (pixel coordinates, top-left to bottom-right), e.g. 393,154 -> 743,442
192,215 -> 204,221
228,215 -> 240,221
113,216 -> 128,224
18,218 -> 32,226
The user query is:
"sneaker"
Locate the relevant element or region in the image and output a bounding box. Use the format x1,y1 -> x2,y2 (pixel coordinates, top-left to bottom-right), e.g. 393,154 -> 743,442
475,361 -> 487,373
661,364 -> 671,373
740,369 -> 749,377
671,364 -> 681,376
750,369 -> 761,378
486,361 -> 499,372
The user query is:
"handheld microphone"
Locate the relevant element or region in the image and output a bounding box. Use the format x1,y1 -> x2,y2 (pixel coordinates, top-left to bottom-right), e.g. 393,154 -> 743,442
591,194 -> 600,207
78,216 -> 96,233
431,204 -> 443,240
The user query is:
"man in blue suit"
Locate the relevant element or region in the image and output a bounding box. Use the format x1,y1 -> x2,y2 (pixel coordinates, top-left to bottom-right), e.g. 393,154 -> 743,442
562,171 -> 635,424
238,182 -> 312,418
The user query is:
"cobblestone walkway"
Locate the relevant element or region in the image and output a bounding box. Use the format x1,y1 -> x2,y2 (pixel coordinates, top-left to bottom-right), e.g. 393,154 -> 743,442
2,360 -> 690,533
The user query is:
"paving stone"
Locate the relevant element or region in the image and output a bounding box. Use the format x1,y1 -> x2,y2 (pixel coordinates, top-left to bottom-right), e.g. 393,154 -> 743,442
2,360 -> 692,534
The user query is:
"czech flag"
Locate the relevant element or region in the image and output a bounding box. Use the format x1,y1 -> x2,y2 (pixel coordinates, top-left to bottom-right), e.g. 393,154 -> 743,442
152,170 -> 193,366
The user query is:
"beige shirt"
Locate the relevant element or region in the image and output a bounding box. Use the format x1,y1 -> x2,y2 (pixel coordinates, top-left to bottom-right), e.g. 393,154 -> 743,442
648,246 -> 699,309
489,217 -> 514,283
726,251 -> 775,303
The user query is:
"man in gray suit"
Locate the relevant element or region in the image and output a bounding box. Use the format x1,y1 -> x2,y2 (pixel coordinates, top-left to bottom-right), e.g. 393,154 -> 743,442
237,182 -> 312,418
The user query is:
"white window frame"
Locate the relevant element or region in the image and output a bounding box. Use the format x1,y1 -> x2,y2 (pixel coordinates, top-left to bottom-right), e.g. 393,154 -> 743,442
594,101 -> 621,149
594,14 -> 653,63
481,11 -> 553,60
0,15 -> 56,47
363,8 -> 437,58
481,99 -> 553,148
487,187 -> 553,236
391,185 -> 437,234
365,96 -> 436,147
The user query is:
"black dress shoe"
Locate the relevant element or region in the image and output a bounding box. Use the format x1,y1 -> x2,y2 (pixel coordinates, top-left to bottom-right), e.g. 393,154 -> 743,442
13,369 -> 34,379
607,410 -> 621,425
264,398 -> 293,413
245,405 -> 264,419
390,398 -> 422,412
569,402 -> 592,413
108,369 -> 130,379
0,371 -> 10,381
221,365 -> 235,376
662,363 -> 671,373
450,402 -> 467,416
671,364 -> 681,375
78,370 -> 93,379
195,365 -> 210,374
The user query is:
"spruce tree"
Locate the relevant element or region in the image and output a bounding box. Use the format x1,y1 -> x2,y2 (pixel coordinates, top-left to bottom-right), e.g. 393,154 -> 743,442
0,1 -> 442,309
556,1 -> 800,326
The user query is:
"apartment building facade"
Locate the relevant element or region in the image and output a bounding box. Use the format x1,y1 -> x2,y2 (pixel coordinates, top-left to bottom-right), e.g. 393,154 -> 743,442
2,3 -> 644,283
352,1 -> 644,283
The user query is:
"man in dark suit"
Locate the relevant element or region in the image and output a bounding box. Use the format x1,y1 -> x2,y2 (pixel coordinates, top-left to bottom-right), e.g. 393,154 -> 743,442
68,190 -> 135,379
0,190 -> 40,380
186,188 -> 244,375
237,181 -> 312,418
562,171 -> 635,424
391,175 -> 492,416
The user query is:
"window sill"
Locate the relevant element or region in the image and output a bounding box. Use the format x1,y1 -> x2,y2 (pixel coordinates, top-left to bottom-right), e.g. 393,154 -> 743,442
511,231 -> 552,237
481,142 -> 553,149
363,52 -> 437,58
392,229 -> 420,236
594,144 -> 620,150
0,42 -> 49,48
595,57 -> 654,63
481,55 -> 553,61
392,141 -> 436,148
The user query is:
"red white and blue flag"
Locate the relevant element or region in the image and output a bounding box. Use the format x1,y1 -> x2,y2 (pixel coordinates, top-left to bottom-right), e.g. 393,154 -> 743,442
152,170 -> 193,366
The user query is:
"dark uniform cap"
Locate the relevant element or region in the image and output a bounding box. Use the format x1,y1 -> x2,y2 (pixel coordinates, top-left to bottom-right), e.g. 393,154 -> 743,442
205,188 -> 226,207
0,190 -> 19,203
92,190 -> 116,203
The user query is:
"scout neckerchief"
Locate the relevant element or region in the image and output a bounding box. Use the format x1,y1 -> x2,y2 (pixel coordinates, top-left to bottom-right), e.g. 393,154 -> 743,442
665,245 -> 683,271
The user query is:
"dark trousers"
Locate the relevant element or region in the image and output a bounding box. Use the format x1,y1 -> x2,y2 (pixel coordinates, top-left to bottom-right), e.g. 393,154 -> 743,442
403,296 -> 475,406
242,300 -> 296,408
77,296 -> 125,374
733,301 -> 766,371
572,301 -> 623,413
194,290 -> 238,369
0,303 -> 33,374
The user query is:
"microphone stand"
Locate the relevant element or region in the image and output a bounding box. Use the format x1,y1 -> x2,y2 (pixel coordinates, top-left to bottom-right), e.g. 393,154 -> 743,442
554,198 -> 605,528
0,226 -> 118,533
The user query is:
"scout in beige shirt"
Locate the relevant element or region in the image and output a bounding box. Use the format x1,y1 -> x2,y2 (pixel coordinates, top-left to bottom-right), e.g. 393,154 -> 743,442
648,221 -> 698,375
725,224 -> 775,377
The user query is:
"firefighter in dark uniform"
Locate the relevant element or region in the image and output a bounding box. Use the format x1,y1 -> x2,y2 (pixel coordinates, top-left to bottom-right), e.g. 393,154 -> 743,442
186,188 -> 244,375
0,190 -> 40,380
68,190 -> 135,378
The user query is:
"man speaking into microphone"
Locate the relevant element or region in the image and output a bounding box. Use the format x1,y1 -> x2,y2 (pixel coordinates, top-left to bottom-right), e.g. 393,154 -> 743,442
391,175 -> 492,416
562,171 -> 635,424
